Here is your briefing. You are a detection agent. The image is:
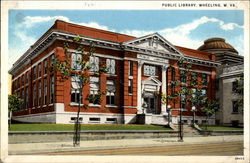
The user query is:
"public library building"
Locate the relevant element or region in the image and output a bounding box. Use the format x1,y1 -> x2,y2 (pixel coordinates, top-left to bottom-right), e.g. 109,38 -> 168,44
9,20 -> 220,125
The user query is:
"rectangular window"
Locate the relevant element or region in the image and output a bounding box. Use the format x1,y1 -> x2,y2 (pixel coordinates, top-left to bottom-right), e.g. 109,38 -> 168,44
232,101 -> 239,113
71,76 -> 80,103
202,74 -> 208,86
191,88 -> 196,98
50,54 -> 55,72
128,61 -> 133,76
50,75 -> 54,103
180,87 -> 186,109
180,70 -> 186,83
106,80 -> 116,105
106,58 -> 116,74
89,76 -> 100,104
38,63 -> 41,77
21,75 -> 24,85
191,72 -> 197,86
21,90 -> 24,109
89,56 -> 99,72
26,72 -> 29,84
71,53 -> 82,71
44,59 -> 47,75
128,79 -> 133,94
33,83 -> 36,107
201,89 -> 207,96
144,65 -> 156,76
25,88 -> 28,109
71,117 -> 83,121
33,66 -> 36,80
232,81 -> 238,92
171,67 -> 175,81
106,118 -> 117,122
44,78 -> 47,105
17,78 -> 19,88
89,117 -> 100,121
51,54 -> 55,67
12,81 -> 14,90
38,81 -> 42,106
171,84 -> 175,95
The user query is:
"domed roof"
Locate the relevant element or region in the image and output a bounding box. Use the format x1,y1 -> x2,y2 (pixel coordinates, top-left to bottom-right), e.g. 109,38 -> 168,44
198,38 -> 238,53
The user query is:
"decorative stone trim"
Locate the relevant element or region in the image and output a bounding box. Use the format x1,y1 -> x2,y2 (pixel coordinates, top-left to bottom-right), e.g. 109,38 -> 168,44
9,30 -> 220,76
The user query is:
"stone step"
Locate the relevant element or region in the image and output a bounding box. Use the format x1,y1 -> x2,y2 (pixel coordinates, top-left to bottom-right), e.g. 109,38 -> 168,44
169,124 -> 201,135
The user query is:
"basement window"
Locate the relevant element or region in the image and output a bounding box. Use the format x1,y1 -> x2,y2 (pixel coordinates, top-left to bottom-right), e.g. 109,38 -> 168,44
106,118 -> 117,122
71,117 -> 83,121
89,117 -> 100,121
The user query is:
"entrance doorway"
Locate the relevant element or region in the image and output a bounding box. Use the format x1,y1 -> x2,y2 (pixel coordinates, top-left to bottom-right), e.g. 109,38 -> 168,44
143,92 -> 157,114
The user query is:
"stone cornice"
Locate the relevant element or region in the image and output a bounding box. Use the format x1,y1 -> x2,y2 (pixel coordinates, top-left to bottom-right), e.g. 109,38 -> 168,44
9,30 -> 220,75
123,45 -> 220,67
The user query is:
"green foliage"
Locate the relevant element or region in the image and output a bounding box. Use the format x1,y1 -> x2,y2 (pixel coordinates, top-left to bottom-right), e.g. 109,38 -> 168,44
8,94 -> 24,112
191,72 -> 197,86
200,97 -> 219,117
164,57 -> 219,120
188,89 -> 205,106
234,75 -> 244,113
87,90 -> 108,105
52,36 -> 108,108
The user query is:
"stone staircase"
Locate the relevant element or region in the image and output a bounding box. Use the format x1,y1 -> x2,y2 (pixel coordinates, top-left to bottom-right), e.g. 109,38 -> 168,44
169,123 -> 201,136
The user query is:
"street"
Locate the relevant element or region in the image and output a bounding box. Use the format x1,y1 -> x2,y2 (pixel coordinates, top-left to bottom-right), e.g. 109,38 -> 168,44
39,141 -> 243,156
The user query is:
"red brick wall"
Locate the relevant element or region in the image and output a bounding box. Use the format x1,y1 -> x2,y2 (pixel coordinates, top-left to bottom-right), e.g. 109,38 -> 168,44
12,33 -> 217,119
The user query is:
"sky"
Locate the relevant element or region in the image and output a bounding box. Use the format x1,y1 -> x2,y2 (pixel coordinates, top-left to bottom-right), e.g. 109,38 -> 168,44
8,10 -> 244,69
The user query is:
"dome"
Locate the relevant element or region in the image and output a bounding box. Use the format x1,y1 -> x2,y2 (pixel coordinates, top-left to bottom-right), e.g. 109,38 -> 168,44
198,38 -> 238,53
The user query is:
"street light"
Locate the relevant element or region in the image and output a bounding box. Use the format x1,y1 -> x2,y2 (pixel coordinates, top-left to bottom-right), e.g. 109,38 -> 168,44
191,106 -> 196,127
178,107 -> 183,142
73,75 -> 82,147
167,104 -> 171,126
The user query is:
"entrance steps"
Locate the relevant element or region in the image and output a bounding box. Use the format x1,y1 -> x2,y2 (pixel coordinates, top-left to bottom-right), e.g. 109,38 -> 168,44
169,123 -> 201,136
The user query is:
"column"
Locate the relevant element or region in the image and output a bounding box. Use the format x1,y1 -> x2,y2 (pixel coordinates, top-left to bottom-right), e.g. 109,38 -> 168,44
137,60 -> 143,114
161,64 -> 169,114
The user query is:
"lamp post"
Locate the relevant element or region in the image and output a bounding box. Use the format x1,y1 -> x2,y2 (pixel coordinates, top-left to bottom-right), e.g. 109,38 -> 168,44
167,104 -> 171,126
178,107 -> 183,142
191,106 -> 196,127
73,75 -> 82,147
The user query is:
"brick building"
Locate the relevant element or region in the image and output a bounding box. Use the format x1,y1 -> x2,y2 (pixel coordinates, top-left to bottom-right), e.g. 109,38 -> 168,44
9,20 -> 220,125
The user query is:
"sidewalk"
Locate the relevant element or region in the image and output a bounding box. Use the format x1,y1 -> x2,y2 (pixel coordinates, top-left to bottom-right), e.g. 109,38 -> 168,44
9,135 -> 243,155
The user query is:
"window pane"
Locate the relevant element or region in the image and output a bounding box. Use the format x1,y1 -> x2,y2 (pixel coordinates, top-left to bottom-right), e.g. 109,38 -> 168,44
111,96 -> 115,105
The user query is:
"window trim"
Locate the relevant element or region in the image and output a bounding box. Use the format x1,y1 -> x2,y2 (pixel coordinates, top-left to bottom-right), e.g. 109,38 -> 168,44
143,64 -> 157,76
106,79 -> 116,106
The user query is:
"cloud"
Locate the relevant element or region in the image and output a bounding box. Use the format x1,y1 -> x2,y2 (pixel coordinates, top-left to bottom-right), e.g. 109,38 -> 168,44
22,16 -> 70,28
120,16 -> 243,51
10,15 -> 243,69
228,35 -> 244,55
20,15 -> 110,31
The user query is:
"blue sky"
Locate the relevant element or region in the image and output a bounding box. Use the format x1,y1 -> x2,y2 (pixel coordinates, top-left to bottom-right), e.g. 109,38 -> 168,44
8,10 -> 244,69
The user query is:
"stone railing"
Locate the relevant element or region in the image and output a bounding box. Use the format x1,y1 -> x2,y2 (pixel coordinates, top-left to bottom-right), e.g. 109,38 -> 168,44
223,64 -> 243,74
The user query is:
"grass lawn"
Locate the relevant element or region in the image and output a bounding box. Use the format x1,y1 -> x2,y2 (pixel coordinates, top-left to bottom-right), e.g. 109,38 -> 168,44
199,125 -> 243,131
9,124 -> 172,131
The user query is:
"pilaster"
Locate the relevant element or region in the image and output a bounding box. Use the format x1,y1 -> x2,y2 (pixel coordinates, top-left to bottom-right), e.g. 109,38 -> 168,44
161,64 -> 169,115
137,60 -> 143,114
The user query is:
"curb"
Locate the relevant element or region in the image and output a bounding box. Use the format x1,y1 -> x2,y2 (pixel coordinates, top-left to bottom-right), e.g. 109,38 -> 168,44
9,136 -> 243,155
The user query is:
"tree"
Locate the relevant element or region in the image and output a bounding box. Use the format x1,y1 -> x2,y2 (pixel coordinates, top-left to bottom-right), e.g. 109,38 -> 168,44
200,97 -> 219,130
161,57 -> 219,138
52,36 -> 108,146
234,74 -> 244,113
8,94 -> 24,128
